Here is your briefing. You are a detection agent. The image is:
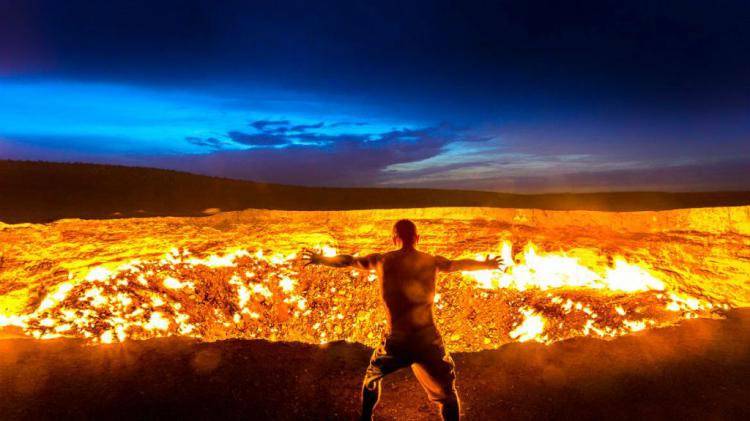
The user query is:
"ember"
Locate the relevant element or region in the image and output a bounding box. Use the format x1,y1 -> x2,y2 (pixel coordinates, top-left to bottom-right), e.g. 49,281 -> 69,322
1,207 -> 748,351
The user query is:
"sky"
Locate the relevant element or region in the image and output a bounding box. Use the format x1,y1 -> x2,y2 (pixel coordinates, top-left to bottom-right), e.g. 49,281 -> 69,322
0,0 -> 749,192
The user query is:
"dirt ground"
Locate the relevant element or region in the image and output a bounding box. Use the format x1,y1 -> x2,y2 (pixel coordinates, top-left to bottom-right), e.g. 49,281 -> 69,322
4,160 -> 750,223
1,309 -> 748,420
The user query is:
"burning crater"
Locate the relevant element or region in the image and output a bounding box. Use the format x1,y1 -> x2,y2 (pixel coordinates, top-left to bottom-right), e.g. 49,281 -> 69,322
1,207 -> 749,351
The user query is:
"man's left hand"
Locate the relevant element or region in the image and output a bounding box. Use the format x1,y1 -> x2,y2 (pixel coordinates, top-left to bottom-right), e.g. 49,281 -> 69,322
483,255 -> 503,270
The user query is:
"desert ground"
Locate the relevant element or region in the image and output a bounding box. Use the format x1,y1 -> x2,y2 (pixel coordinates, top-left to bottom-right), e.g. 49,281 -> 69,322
1,309 -> 749,420
3,160 -> 750,223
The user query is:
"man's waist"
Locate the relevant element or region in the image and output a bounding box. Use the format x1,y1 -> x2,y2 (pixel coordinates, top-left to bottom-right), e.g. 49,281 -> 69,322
387,323 -> 441,341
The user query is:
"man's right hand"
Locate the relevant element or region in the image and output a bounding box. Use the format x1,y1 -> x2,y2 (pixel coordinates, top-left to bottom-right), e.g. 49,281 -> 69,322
301,248 -> 323,267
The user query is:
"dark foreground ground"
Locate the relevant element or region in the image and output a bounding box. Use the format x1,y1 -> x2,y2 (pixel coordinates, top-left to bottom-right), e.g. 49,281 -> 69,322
1,309 -> 749,420
3,160 -> 750,223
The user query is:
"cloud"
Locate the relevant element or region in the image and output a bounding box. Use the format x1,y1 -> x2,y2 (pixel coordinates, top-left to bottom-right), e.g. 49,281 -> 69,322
159,123 -> 482,186
249,119 -> 291,131
289,122 -> 325,132
226,131 -> 290,147
185,136 -> 225,150
329,121 -> 367,128
379,113 -> 750,192
175,116 -> 749,193
380,157 -> 750,193
248,119 -> 327,135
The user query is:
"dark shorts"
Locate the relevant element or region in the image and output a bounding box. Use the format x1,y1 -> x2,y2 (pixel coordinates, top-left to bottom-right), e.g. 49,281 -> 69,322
363,325 -> 457,403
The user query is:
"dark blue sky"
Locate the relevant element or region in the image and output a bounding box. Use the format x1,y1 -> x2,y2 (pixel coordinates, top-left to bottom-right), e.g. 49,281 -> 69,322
1,0 -> 749,192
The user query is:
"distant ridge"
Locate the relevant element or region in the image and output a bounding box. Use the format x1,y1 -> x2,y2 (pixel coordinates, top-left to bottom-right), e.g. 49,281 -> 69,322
1,160 -> 750,223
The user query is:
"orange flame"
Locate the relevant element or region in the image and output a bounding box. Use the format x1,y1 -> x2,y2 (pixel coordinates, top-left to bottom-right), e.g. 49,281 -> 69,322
0,240 -> 728,349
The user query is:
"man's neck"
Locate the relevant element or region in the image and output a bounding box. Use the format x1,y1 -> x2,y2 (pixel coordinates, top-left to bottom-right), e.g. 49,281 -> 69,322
400,245 -> 416,252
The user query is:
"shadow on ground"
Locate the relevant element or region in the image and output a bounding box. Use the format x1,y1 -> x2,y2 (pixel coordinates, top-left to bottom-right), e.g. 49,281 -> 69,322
1,309 -> 749,420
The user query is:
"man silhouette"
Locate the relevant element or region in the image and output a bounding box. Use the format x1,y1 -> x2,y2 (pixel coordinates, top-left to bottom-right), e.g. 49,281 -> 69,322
302,219 -> 500,420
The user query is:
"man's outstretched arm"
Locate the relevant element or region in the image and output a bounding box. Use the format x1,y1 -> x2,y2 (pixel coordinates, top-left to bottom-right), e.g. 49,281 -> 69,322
301,248 -> 381,270
436,255 -> 502,272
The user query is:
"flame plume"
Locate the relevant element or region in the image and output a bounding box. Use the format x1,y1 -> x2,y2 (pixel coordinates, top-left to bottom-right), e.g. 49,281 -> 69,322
1,207 -> 747,350
1,242 -> 727,349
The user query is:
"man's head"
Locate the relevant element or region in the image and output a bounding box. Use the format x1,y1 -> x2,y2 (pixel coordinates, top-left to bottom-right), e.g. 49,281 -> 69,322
393,219 -> 419,249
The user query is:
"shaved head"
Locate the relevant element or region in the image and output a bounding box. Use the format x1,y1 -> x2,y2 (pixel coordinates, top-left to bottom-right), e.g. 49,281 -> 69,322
393,219 -> 418,248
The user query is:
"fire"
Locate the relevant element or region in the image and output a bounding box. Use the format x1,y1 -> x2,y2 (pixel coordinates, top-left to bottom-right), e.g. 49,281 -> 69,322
2,206 -> 748,350
0,239 -> 729,349
467,243 -> 666,293
509,307 -> 547,342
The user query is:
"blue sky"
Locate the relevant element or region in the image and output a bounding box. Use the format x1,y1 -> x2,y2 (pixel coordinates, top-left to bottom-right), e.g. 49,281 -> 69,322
1,0 -> 749,192
0,79 -> 414,154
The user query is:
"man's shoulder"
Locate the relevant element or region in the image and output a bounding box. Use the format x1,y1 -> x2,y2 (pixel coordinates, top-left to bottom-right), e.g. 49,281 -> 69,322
411,249 -> 441,263
381,250 -> 398,259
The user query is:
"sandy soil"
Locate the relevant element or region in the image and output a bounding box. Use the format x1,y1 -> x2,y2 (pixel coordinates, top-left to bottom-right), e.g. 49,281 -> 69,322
2,308 -> 748,420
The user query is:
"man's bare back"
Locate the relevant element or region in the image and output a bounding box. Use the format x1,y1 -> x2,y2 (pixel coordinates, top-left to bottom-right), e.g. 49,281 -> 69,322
301,219 -> 500,421
379,249 -> 443,333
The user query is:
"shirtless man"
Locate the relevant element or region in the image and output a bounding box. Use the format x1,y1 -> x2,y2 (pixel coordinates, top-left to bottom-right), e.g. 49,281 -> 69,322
302,219 -> 500,420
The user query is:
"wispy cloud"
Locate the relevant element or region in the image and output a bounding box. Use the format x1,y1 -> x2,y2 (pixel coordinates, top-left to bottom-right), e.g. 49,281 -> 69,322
185,136 -> 226,150
155,123 -> 487,186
